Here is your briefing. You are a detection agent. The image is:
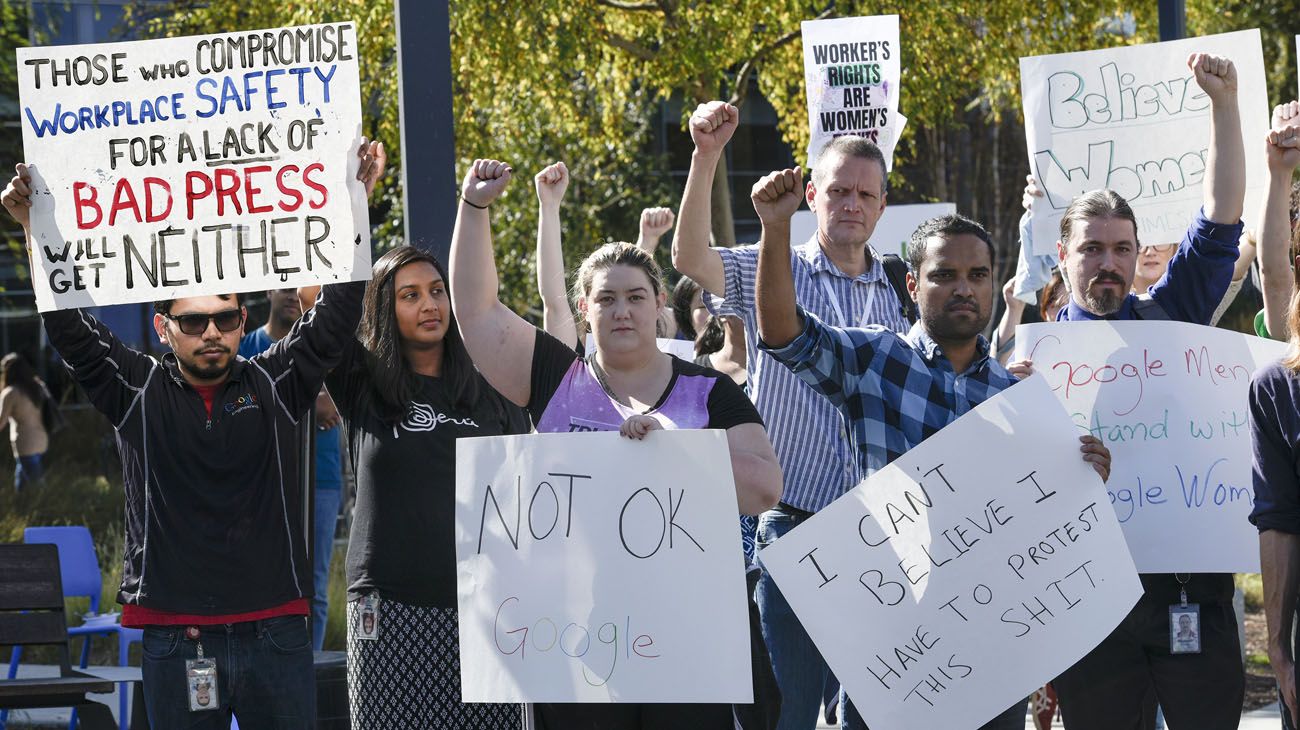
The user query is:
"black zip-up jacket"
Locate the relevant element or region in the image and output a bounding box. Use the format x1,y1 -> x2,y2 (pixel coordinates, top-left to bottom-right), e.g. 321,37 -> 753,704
43,281 -> 364,615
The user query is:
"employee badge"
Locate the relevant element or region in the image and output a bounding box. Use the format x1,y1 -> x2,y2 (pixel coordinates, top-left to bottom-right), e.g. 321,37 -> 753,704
185,634 -> 219,712
357,594 -> 380,641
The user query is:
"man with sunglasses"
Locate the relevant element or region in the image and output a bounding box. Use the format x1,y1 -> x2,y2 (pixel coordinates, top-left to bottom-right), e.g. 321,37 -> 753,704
0,139 -> 384,729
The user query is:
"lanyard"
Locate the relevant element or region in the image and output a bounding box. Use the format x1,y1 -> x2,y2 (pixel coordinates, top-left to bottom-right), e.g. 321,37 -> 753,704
818,275 -> 877,329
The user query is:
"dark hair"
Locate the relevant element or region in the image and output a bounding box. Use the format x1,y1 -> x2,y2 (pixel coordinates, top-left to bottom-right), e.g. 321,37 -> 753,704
905,214 -> 996,271
811,136 -> 888,196
1040,269 -> 1069,322
572,242 -> 663,301
1058,189 -> 1139,248
153,292 -> 241,315
672,277 -> 701,340
1,353 -> 44,407
355,245 -> 479,424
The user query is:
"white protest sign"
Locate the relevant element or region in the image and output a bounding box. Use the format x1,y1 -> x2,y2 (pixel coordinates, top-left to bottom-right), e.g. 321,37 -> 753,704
17,23 -> 372,311
1015,321 -> 1286,572
802,15 -> 902,170
584,334 -> 696,361
1020,30 -> 1267,255
790,203 -> 955,259
456,430 -> 752,703
761,375 -> 1141,730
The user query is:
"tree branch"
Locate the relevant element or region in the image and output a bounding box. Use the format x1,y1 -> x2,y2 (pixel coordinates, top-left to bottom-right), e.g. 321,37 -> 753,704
603,30 -> 658,61
595,0 -> 659,10
727,5 -> 835,107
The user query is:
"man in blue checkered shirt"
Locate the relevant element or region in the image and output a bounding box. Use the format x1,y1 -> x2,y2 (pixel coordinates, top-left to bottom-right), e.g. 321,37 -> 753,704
751,166 -> 1110,730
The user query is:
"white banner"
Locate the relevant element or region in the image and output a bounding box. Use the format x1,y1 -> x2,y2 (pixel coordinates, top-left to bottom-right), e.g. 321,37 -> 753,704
761,375 -> 1141,730
802,15 -> 903,170
17,23 -> 372,311
791,203 -> 955,259
455,430 -> 752,703
1020,30 -> 1267,255
1015,320 -> 1286,572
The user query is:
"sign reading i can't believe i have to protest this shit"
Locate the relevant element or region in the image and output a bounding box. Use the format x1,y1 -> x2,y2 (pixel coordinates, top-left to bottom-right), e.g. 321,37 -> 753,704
17,23 -> 372,312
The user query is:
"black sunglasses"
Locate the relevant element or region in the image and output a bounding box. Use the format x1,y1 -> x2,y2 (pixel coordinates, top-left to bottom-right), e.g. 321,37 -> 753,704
164,309 -> 243,336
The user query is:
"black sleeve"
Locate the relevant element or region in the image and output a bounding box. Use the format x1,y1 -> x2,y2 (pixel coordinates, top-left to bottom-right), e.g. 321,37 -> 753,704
324,335 -> 365,421
251,280 -> 365,418
526,327 -> 580,422
705,370 -> 763,430
42,308 -> 158,427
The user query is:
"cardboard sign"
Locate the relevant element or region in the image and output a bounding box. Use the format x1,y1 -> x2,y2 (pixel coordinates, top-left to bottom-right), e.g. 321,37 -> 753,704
1020,30 -> 1267,255
1015,320 -> 1286,572
17,23 -> 372,311
761,375 -> 1141,730
802,15 -> 903,170
456,430 -> 752,703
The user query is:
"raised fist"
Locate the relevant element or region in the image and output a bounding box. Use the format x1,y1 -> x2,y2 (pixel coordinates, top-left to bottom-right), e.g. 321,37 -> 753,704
462,158 -> 513,208
534,161 -> 569,208
639,207 -> 675,240
1267,101 -> 1300,173
689,101 -> 739,157
1188,53 -> 1237,102
751,167 -> 804,227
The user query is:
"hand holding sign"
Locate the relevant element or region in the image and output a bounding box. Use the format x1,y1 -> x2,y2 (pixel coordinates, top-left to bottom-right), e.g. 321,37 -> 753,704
751,167 -> 804,226
534,161 -> 569,208
2,163 -> 33,232
357,137 -> 387,198
1188,52 -> 1237,102
462,158 -> 513,208
1267,102 -> 1300,173
689,101 -> 739,158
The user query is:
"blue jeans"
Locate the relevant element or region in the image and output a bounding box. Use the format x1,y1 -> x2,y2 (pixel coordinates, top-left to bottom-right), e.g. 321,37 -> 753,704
312,487 -> 342,651
843,694 -> 1027,730
14,452 -> 43,492
755,509 -> 831,730
141,616 -> 315,729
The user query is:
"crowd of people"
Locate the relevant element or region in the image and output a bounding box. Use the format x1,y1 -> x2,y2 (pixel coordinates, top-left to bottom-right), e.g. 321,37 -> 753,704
6,47 -> 1300,730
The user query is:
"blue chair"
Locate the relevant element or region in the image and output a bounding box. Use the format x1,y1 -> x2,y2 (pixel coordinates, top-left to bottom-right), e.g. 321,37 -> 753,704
6,526 -> 142,730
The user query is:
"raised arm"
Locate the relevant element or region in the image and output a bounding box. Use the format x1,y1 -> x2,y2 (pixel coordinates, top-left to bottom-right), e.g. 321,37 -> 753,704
993,277 -> 1027,366
1258,102 -> 1300,339
671,101 -> 737,296
753,167 -> 806,348
1191,53 -> 1245,225
636,207 -> 675,256
534,161 -> 577,349
450,159 -> 538,407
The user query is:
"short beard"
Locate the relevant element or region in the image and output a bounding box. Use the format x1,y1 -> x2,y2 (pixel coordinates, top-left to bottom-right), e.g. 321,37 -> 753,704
1081,288 -> 1125,316
921,307 -> 987,344
179,355 -> 233,381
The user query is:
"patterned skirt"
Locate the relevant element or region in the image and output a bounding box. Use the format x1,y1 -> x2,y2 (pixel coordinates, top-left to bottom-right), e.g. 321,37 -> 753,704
347,595 -> 524,729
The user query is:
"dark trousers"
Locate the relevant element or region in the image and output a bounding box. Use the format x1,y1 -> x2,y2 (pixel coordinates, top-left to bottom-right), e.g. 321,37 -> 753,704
141,615 -> 315,729
1053,574 -> 1243,730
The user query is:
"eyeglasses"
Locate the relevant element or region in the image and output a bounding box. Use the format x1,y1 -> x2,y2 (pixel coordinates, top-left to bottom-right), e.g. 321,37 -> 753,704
164,309 -> 243,336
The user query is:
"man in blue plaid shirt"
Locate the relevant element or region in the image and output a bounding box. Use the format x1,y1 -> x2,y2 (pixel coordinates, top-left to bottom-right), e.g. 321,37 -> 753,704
751,166 -> 1110,730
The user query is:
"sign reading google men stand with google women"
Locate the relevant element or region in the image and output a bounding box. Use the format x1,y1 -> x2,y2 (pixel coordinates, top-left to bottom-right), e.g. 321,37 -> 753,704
16,23 -> 373,312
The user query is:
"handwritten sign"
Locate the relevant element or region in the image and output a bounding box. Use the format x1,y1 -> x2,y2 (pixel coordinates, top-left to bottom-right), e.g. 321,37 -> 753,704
790,203 -> 956,259
455,430 -> 752,703
1015,321 -> 1286,572
17,23 -> 372,311
1020,30 -> 1267,255
761,375 -> 1140,730
801,15 -> 903,170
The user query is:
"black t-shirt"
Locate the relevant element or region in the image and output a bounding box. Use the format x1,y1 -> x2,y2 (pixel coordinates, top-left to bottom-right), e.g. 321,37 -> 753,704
329,339 -> 530,608
526,329 -> 761,433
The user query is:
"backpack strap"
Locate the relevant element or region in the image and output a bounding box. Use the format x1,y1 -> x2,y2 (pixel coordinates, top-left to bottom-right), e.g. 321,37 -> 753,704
1132,293 -> 1172,321
880,253 -> 919,325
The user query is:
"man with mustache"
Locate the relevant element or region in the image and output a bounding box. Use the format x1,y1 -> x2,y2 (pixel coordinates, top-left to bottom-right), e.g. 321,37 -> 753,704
0,140 -> 384,729
1020,53 -> 1247,730
752,166 -> 1110,730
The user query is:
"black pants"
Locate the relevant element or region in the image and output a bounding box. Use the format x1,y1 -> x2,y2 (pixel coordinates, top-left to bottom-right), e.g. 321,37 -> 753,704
1053,573 -> 1243,730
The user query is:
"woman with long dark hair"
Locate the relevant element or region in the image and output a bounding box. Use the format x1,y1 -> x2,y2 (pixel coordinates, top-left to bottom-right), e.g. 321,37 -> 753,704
326,245 -> 528,728
0,352 -> 55,491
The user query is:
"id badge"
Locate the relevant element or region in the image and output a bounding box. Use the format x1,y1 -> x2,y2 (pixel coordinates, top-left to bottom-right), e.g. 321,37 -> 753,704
357,594 -> 380,641
1169,603 -> 1201,654
185,656 -> 219,711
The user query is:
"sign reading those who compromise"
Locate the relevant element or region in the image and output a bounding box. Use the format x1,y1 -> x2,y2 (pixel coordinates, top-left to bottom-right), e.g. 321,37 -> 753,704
17,23 -> 372,311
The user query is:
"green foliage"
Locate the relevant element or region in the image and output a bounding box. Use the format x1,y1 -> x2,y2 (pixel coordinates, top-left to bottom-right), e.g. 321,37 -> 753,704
1187,0 -> 1300,108
1237,572 -> 1264,612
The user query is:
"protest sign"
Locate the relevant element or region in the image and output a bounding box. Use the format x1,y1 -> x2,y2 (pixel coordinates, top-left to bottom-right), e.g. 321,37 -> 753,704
455,430 -> 752,703
802,15 -> 903,170
792,203 -> 958,259
584,334 -> 696,361
17,23 -> 371,311
1020,30 -> 1267,255
1015,321 -> 1286,572
761,375 -> 1140,730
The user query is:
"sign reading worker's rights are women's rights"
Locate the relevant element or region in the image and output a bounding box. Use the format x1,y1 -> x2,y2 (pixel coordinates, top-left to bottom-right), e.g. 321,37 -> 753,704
17,23 -> 372,311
